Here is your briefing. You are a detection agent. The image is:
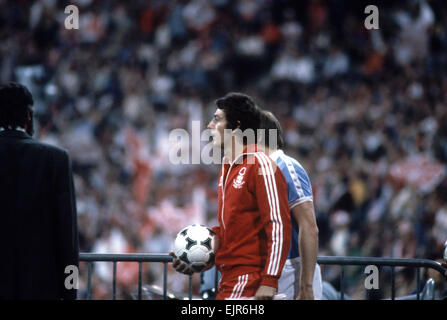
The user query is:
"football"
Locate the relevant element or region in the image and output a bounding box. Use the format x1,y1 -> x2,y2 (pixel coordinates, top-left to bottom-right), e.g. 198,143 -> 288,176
173,224 -> 216,273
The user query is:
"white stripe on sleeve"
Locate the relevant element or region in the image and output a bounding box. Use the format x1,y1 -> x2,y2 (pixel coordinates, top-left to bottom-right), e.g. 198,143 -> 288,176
255,153 -> 278,275
262,153 -> 284,275
255,153 -> 283,276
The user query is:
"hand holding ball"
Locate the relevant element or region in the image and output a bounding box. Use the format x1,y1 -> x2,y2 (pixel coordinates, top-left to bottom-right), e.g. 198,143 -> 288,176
171,224 -> 216,274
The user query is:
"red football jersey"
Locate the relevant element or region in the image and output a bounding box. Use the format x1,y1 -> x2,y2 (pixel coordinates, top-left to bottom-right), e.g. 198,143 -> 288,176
212,145 -> 291,289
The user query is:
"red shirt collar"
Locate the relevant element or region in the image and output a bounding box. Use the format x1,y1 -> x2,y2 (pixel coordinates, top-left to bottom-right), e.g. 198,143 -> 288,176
222,144 -> 259,166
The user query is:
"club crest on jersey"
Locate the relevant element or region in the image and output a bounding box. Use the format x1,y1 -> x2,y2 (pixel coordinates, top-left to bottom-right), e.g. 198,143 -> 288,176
233,167 -> 246,189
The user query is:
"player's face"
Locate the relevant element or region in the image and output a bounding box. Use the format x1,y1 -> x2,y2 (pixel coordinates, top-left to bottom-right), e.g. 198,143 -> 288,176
207,109 -> 227,148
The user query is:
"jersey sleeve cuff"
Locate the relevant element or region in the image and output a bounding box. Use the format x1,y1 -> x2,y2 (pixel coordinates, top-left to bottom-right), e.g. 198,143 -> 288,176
211,226 -> 221,240
260,275 -> 278,289
289,197 -> 313,209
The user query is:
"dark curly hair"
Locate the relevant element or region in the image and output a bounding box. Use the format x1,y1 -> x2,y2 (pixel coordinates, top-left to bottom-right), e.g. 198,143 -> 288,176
0,82 -> 34,134
259,110 -> 285,149
215,92 -> 261,145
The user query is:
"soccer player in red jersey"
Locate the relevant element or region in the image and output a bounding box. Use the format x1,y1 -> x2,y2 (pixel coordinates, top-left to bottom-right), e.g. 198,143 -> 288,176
172,93 -> 291,300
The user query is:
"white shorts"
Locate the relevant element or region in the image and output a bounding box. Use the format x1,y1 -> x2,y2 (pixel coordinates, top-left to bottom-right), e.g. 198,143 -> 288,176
278,257 -> 323,300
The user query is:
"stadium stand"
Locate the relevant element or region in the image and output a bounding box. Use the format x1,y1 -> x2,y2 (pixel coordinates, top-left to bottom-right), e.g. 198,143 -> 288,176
1,0 -> 446,299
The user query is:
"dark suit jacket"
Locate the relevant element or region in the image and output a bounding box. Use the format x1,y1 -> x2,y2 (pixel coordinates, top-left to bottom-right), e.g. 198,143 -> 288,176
0,129 -> 79,300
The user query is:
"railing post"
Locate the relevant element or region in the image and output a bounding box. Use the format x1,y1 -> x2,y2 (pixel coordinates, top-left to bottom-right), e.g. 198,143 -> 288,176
416,267 -> 420,300
214,267 -> 219,297
87,262 -> 92,300
112,262 -> 117,300
340,266 -> 345,300
138,262 -> 142,300
189,274 -> 193,300
163,262 -> 168,300
391,267 -> 395,300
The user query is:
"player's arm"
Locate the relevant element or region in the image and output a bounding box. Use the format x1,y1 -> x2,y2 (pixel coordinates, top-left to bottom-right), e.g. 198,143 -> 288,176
254,154 -> 291,299
291,201 -> 318,300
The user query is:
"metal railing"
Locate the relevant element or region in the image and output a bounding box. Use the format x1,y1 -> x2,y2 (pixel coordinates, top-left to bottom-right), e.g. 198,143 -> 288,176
317,256 -> 447,300
80,253 -> 177,300
79,253 -> 447,300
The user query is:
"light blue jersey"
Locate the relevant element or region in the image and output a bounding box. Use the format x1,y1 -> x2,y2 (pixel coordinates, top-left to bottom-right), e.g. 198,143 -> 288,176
270,150 -> 313,259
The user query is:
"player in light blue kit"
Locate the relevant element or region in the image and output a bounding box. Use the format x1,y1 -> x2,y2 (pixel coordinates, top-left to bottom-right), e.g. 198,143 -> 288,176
259,111 -> 322,300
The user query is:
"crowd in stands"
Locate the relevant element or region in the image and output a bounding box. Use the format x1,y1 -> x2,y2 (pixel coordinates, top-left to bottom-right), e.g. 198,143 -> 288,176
1,0 -> 446,299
